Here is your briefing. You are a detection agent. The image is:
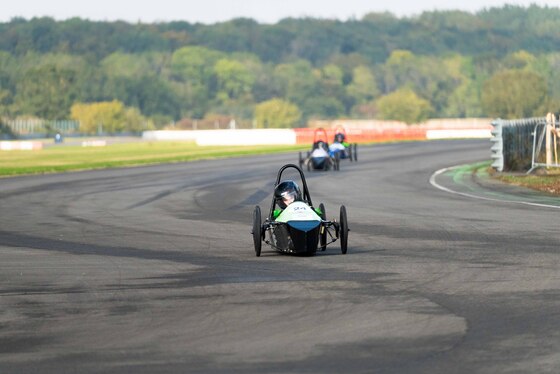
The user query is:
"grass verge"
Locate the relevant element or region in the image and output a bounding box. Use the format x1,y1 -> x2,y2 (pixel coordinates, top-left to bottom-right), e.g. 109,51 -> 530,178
0,141 -> 306,177
493,168 -> 560,196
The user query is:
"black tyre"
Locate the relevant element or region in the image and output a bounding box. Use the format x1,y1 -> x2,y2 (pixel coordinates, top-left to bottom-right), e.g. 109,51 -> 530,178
252,205 -> 262,257
348,146 -> 353,162
319,203 -> 327,251
339,205 -> 348,254
335,152 -> 340,171
353,144 -> 358,162
298,152 -> 304,168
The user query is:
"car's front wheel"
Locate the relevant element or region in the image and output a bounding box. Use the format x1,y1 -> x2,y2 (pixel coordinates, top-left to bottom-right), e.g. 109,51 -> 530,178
252,205 -> 262,257
339,205 -> 348,254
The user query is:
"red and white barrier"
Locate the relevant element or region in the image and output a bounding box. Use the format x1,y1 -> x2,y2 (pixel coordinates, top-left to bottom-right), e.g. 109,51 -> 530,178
143,129 -> 296,146
142,119 -> 493,146
426,129 -> 492,139
0,141 -> 43,151
195,129 -> 296,146
81,140 -> 107,147
142,130 -> 198,141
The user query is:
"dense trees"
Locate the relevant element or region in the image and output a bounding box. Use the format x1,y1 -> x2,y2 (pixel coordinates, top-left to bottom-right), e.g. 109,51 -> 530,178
1,5 -> 560,128
481,70 -> 548,118
70,101 -> 152,134
13,65 -> 77,119
254,98 -> 301,128
376,88 -> 433,124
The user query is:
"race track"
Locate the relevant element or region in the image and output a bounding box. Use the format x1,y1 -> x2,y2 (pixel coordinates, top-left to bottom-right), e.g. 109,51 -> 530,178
2,139 -> 560,373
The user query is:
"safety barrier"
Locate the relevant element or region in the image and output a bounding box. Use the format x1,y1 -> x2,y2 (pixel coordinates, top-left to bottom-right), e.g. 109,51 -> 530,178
143,120 -> 492,146
143,129 -> 296,145
293,126 -> 427,144
0,141 -> 43,150
2,120 -> 492,150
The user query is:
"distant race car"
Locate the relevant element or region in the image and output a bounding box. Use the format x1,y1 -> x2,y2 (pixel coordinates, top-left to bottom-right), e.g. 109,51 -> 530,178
298,127 -> 340,171
251,163 -> 349,257
328,127 -> 357,162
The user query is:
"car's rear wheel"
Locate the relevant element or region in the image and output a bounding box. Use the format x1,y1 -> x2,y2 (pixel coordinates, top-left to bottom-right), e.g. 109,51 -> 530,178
252,205 -> 262,257
298,152 -> 304,168
319,203 -> 327,251
339,205 -> 348,254
353,144 -> 358,162
348,146 -> 353,162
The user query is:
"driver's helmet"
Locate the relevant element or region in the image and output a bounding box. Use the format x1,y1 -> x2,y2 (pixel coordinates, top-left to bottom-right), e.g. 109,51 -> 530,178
334,133 -> 345,143
315,140 -> 327,151
274,180 -> 302,209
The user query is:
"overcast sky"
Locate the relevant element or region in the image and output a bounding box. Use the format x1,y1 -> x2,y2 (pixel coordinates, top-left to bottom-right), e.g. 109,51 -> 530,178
2,0 -> 560,24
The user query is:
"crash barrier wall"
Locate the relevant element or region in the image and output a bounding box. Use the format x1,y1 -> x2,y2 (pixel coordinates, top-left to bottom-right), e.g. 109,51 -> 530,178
142,130 -> 198,142
143,129 -> 296,145
143,120 -> 492,146
0,141 -> 43,150
169,118 -> 254,130
490,116 -> 552,172
293,126 -> 427,144
425,129 -> 493,139
310,118 -> 492,129
295,119 -> 492,144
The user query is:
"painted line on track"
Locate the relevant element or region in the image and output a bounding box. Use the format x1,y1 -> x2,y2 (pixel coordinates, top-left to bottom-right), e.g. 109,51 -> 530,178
429,165 -> 560,210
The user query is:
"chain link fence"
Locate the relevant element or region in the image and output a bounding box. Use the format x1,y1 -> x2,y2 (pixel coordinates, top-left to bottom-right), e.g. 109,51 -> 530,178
493,114 -> 560,172
2,119 -> 80,136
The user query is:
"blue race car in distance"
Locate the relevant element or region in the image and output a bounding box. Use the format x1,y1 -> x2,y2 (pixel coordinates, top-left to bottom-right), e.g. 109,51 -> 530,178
298,128 -> 340,171
328,127 -> 357,162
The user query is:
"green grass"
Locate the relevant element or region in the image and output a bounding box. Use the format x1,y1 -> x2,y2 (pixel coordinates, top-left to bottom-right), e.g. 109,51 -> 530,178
495,171 -> 560,195
0,141 -> 306,177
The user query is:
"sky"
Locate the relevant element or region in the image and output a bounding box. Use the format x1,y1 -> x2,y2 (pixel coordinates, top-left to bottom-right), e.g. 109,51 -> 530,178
2,0 -> 560,24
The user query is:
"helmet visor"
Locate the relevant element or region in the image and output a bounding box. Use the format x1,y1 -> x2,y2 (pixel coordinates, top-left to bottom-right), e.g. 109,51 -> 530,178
280,190 -> 297,206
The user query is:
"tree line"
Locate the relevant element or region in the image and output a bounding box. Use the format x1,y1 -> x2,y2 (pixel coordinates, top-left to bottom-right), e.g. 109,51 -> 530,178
1,5 -> 560,133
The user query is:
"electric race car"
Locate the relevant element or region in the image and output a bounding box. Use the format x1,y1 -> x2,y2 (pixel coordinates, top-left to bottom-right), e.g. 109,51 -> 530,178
251,164 -> 349,257
328,127 -> 358,162
298,128 -> 340,171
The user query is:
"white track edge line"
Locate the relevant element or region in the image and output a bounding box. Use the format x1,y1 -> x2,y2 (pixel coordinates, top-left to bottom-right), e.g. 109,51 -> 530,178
429,165 -> 560,210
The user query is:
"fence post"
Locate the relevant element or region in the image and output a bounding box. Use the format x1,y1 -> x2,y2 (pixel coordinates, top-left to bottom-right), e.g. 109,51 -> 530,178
546,113 -> 554,167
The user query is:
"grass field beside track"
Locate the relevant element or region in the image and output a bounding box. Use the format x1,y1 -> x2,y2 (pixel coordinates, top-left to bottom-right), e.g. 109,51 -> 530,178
494,169 -> 560,195
472,162 -> 560,197
0,141 -> 306,177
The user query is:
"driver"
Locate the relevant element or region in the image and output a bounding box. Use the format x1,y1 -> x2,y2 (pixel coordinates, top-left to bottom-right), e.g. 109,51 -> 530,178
274,180 -> 302,210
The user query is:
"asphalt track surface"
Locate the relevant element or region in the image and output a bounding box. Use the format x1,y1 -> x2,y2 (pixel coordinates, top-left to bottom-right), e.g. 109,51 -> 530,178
2,139 -> 560,373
